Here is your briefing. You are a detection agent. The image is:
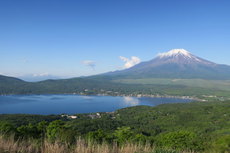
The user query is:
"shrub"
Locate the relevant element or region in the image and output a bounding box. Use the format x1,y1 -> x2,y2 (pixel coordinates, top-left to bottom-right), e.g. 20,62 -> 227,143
0,121 -> 15,134
212,135 -> 230,153
114,126 -> 133,144
156,130 -> 203,151
46,120 -> 65,142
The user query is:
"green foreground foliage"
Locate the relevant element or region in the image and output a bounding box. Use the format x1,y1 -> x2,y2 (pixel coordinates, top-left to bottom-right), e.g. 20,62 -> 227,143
0,101 -> 230,152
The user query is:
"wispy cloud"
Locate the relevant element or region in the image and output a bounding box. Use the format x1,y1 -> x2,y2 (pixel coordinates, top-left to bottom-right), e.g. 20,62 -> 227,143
82,60 -> 96,69
32,73 -> 50,77
18,73 -> 60,82
119,56 -> 141,69
21,58 -> 29,63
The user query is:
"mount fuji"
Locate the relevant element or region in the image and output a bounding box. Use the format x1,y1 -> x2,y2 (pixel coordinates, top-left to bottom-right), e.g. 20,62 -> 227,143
1,49 -> 230,95
104,49 -> 230,80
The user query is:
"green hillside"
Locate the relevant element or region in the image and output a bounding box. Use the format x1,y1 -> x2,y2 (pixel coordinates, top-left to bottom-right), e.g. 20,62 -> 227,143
113,78 -> 230,91
1,75 -> 230,100
1,101 -> 230,152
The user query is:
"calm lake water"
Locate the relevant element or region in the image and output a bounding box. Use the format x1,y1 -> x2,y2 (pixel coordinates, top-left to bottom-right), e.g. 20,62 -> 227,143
0,95 -> 192,115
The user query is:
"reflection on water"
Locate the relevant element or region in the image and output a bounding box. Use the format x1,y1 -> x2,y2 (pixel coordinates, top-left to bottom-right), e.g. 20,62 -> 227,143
123,97 -> 139,106
80,96 -> 93,100
50,97 -> 65,100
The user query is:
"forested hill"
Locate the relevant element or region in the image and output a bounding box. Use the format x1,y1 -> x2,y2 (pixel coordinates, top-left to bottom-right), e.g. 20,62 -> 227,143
1,101 -> 229,152
0,75 -> 27,94
1,74 -> 230,101
0,75 -> 25,84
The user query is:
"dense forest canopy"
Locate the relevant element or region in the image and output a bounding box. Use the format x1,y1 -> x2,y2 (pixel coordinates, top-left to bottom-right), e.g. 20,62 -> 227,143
1,101 -> 229,152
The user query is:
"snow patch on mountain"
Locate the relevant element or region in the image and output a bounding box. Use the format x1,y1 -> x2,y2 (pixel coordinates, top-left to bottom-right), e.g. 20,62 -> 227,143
157,49 -> 192,58
154,49 -> 217,66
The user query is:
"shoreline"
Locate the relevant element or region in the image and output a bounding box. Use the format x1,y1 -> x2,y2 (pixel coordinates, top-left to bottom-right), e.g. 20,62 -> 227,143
0,92 -> 203,101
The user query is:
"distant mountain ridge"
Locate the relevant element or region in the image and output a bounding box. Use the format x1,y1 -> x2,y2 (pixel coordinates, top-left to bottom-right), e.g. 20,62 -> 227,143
0,75 -> 25,84
1,49 -> 230,97
103,49 -> 230,80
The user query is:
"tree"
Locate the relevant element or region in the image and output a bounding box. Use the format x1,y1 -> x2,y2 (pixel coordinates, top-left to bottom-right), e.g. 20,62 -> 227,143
114,126 -> 133,144
17,123 -> 39,138
46,120 -> 64,142
212,135 -> 230,153
132,134 -> 148,144
87,129 -> 108,143
156,131 -> 203,151
37,121 -> 48,138
0,121 -> 15,134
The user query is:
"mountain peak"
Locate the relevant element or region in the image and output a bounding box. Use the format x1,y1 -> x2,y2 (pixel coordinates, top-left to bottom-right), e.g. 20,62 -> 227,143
153,48 -> 217,66
157,49 -> 192,58
104,48 -> 230,80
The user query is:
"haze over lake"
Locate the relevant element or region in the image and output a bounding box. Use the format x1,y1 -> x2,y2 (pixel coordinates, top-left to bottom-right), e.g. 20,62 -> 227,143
0,95 -> 192,115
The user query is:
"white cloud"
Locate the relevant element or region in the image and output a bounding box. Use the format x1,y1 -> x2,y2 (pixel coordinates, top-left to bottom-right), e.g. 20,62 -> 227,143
119,56 -> 141,69
82,60 -> 96,69
32,73 -> 50,77
18,73 -> 60,82
0,72 -> 12,76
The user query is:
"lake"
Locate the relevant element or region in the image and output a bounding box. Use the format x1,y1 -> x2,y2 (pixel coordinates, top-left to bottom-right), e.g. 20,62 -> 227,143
0,95 -> 192,115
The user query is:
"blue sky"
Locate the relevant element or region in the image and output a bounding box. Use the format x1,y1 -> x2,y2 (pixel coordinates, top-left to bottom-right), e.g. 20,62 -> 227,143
1,0 -> 230,80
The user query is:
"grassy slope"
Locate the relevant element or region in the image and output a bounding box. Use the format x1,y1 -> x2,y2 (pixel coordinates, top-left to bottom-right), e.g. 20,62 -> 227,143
113,78 -> 230,99
113,78 -> 230,91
